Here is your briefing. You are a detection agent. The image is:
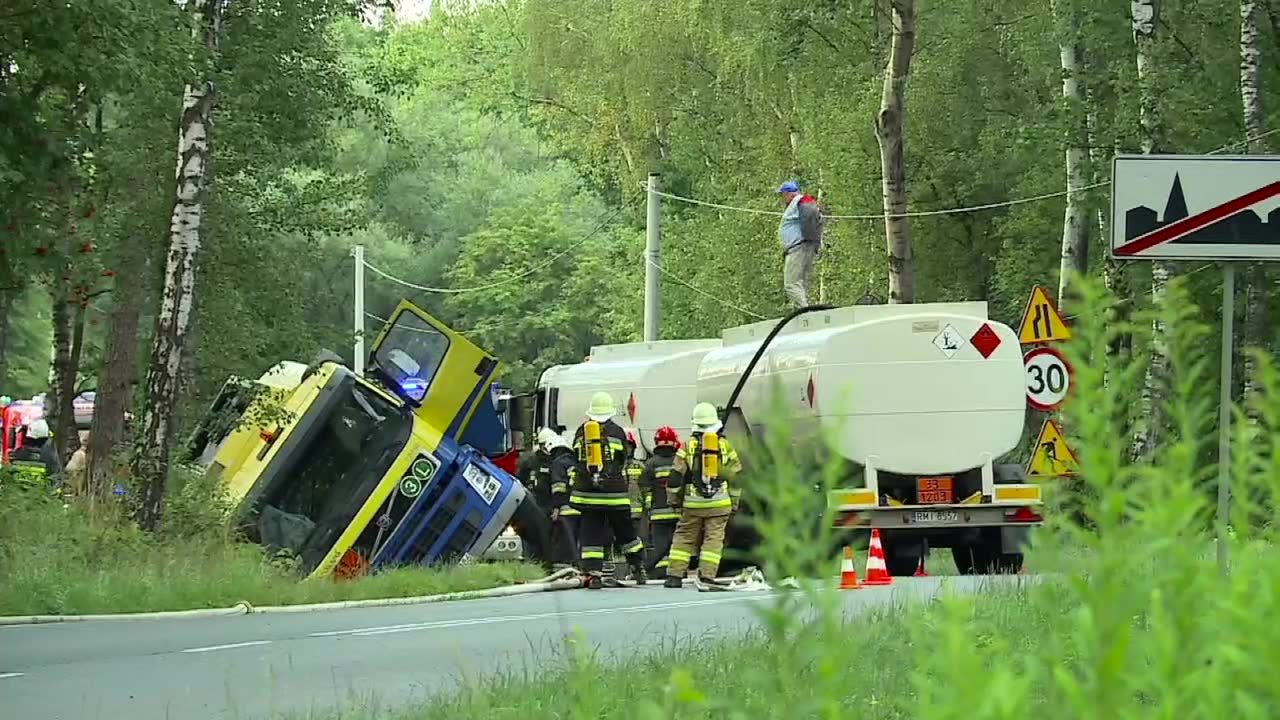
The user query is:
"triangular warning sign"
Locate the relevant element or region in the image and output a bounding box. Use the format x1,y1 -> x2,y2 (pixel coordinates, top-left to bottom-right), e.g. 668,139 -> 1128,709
1018,286 -> 1072,344
1027,419 -> 1079,477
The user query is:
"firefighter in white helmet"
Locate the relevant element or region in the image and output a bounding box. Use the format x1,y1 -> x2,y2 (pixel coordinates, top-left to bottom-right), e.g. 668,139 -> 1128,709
532,427 -> 578,567
664,402 -> 742,590
569,392 -> 646,589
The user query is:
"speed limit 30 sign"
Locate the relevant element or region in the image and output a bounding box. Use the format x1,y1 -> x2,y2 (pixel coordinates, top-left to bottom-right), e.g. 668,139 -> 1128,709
1024,346 -> 1072,411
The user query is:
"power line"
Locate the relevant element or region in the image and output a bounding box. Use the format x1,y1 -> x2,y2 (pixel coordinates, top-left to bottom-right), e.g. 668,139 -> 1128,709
647,128 -> 1280,220
363,311 -> 526,335
645,256 -> 766,320
362,198 -> 634,295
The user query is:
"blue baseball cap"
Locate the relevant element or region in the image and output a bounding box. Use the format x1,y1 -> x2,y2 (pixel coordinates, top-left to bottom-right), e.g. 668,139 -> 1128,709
777,180 -> 800,193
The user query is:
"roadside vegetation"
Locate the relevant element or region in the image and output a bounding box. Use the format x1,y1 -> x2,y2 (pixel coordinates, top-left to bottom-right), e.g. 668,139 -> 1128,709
0,481 -> 544,617
299,279 -> 1280,719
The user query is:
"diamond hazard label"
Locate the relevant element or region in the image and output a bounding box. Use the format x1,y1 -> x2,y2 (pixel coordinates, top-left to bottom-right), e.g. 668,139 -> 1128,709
933,324 -> 965,358
970,323 -> 1002,359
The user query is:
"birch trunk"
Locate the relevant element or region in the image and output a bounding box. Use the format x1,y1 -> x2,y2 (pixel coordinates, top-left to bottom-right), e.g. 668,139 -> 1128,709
1053,0 -> 1090,311
89,243 -> 150,501
132,0 -> 222,530
1241,0 -> 1270,405
876,0 -> 916,304
1131,0 -> 1169,460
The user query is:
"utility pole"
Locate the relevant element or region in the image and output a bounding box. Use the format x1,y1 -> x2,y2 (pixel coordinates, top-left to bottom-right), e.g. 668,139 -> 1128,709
352,245 -> 365,375
644,172 -> 662,342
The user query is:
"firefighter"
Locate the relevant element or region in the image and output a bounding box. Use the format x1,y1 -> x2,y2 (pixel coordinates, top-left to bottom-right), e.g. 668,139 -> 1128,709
570,392 -> 646,589
10,419 -> 61,489
536,427 -> 580,568
664,402 -> 742,590
624,431 -> 647,551
640,425 -> 681,574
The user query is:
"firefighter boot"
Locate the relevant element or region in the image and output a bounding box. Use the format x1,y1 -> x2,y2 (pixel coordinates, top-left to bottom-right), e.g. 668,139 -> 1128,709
664,576 -> 682,589
630,559 -> 648,586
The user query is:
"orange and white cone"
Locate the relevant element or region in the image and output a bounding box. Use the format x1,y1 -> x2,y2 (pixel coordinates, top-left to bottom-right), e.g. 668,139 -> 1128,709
913,553 -> 928,577
839,545 -> 860,589
862,529 -> 893,586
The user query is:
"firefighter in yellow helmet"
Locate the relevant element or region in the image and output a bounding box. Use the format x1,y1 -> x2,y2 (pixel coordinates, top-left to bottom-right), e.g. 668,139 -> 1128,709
570,392 -> 647,589
664,402 -> 742,590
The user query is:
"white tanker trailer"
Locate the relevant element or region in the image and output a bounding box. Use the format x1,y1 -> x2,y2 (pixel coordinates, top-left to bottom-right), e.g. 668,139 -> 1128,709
533,302 -> 1044,576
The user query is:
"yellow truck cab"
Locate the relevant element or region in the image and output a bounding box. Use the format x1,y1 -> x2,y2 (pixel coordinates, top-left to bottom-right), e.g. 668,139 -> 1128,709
181,301 -> 552,580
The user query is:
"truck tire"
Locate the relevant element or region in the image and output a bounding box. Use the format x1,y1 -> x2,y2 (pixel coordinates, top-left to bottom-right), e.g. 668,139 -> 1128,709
995,553 -> 1024,574
951,543 -> 993,575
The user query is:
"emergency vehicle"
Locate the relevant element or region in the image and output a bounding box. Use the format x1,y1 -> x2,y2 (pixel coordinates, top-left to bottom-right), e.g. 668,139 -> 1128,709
533,302 -> 1043,576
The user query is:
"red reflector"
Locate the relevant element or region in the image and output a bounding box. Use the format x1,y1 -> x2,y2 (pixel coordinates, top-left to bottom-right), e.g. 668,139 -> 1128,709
970,323 -> 1002,359
1007,507 -> 1043,523
806,377 -> 815,407
627,392 -> 637,422
259,430 -> 277,443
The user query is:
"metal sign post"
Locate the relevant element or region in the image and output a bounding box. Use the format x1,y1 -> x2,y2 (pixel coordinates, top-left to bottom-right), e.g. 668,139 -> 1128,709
1111,153 -> 1280,575
1216,263 -> 1234,572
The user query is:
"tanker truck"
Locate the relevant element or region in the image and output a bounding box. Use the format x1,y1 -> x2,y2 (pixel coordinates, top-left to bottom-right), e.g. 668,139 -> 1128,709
533,302 -> 1044,576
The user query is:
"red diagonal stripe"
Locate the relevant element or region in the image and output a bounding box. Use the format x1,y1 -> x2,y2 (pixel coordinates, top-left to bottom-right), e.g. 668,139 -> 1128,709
1115,180 -> 1280,256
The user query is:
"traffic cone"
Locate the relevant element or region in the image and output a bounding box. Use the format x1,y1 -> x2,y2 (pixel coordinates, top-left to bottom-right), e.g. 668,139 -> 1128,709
913,553 -> 928,577
862,529 -> 893,586
839,545 -> 860,589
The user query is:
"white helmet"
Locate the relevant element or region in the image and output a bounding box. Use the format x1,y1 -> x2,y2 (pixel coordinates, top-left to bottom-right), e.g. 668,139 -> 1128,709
25,418 -> 50,440
536,427 -> 567,453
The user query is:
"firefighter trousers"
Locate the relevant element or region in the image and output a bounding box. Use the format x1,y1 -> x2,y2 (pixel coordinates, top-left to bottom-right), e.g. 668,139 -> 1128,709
549,517 -> 578,566
647,519 -> 676,572
666,511 -> 729,580
579,508 -> 644,574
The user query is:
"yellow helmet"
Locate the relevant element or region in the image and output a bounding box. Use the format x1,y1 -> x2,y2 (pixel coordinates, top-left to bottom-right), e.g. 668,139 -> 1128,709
586,392 -> 616,422
691,402 -> 722,433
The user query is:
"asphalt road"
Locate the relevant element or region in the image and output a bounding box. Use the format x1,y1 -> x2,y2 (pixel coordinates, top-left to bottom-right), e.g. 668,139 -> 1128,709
0,575 -> 1026,720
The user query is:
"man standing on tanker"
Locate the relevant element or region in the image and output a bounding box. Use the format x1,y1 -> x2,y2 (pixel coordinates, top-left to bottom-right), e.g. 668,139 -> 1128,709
777,180 -> 824,308
569,392 -> 647,589
664,402 -> 742,590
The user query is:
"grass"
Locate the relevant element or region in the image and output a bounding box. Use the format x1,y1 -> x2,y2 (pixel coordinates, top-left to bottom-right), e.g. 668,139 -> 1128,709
287,276 -> 1280,719
0,489 -> 545,616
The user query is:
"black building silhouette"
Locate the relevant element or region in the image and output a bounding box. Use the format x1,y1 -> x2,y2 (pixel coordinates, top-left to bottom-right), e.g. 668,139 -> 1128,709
1124,173 -> 1280,246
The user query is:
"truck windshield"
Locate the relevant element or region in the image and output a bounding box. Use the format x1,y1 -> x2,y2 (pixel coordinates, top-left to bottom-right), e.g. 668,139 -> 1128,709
252,378 -> 412,573
372,312 -> 450,403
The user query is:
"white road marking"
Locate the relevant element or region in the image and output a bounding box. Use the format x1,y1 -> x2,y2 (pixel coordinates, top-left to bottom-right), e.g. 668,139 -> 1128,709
309,595 -> 769,639
0,673 -> 25,679
180,640 -> 272,654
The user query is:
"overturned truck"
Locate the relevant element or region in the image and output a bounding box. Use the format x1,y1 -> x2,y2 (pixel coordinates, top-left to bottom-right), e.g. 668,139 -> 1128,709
181,301 -> 553,580
532,302 -> 1044,575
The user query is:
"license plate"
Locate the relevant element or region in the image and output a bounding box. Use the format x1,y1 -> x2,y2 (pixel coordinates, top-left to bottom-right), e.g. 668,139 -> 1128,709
911,510 -> 959,524
916,476 -> 954,504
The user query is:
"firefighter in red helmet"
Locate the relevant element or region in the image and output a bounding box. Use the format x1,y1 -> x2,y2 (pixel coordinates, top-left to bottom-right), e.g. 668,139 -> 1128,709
639,426 -> 682,574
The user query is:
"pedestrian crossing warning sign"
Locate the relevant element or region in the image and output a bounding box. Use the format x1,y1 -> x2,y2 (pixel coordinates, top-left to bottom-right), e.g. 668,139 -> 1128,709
1017,286 -> 1072,344
1027,418 -> 1079,477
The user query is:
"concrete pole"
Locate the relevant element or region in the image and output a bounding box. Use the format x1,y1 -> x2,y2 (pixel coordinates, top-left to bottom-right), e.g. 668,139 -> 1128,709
353,245 -> 366,375
644,173 -> 662,342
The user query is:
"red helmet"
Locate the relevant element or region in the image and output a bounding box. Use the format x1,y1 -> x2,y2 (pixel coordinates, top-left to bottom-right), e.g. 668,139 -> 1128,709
654,426 -> 680,447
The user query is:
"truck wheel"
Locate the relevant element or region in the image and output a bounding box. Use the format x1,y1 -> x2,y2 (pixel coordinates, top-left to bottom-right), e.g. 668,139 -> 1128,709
887,553 -> 920,577
994,553 -> 1023,574
951,543 -> 993,575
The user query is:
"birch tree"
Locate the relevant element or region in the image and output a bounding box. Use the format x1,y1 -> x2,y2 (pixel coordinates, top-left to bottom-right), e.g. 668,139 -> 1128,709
1240,0 -> 1270,403
876,0 -> 916,304
132,0 -> 224,530
1131,0 -> 1168,460
1052,0 -> 1090,311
